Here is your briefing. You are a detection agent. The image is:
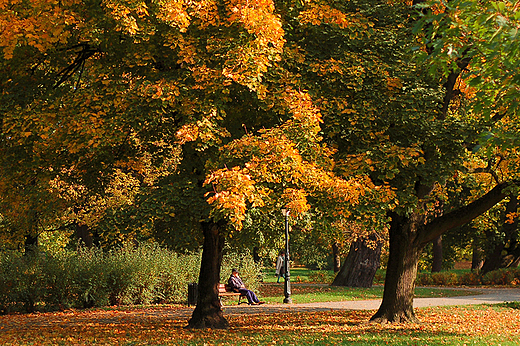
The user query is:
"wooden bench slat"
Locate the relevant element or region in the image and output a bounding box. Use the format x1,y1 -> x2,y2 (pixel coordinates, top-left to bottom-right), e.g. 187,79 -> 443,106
218,283 -> 245,305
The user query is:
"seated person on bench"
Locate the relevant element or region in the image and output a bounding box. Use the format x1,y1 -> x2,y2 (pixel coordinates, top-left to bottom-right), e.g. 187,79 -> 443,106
227,268 -> 265,305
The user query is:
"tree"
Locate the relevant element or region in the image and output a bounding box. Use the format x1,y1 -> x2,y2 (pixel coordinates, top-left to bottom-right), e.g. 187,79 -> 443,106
1,0 -> 377,329
367,0 -> 520,322
270,0 -> 519,323
331,234 -> 382,287
0,0 -> 289,329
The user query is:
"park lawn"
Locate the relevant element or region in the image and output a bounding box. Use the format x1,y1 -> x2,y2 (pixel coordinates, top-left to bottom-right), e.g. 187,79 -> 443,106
0,304 -> 519,345
255,284 -> 474,304
263,267 -> 334,283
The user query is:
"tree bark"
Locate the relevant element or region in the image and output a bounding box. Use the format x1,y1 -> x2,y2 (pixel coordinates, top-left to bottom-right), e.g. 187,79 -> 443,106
332,241 -> 341,273
471,240 -> 483,271
370,213 -> 422,323
187,221 -> 229,329
74,223 -> 93,248
431,235 -> 443,273
331,236 -> 381,287
481,196 -> 519,274
24,233 -> 38,254
371,183 -> 510,323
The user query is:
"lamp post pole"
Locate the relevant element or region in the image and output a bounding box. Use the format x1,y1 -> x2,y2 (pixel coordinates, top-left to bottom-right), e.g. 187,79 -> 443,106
282,208 -> 292,304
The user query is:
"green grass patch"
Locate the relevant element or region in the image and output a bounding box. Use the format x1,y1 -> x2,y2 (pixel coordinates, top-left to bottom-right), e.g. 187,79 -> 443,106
253,284 -> 475,304
263,267 -> 335,283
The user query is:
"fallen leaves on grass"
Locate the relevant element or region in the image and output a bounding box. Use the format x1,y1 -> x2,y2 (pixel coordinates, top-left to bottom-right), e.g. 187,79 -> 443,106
0,305 -> 518,345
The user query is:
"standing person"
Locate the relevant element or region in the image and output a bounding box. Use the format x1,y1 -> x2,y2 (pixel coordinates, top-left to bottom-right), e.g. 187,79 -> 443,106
275,250 -> 285,283
227,269 -> 265,305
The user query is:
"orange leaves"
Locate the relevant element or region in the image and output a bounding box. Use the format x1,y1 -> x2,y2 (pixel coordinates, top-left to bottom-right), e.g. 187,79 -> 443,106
205,126 -> 375,228
298,1 -> 372,33
281,87 -> 322,124
281,188 -> 310,215
155,0 -> 191,31
205,167 -> 265,228
0,0 -> 77,58
220,0 -> 285,91
175,123 -> 200,144
1,305 -> 519,345
386,77 -> 404,91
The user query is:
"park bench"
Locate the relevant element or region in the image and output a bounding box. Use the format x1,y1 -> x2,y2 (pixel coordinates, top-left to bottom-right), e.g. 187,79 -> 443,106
218,283 -> 246,305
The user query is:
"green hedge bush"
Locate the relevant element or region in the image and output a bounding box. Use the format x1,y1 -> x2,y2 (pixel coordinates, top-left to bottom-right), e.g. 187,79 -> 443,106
415,268 -> 520,286
0,243 -> 261,314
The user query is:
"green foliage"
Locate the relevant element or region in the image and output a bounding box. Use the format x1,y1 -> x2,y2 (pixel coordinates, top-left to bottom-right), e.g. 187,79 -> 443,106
416,272 -> 459,286
221,249 -> 263,292
415,267 -> 520,286
0,243 -> 261,314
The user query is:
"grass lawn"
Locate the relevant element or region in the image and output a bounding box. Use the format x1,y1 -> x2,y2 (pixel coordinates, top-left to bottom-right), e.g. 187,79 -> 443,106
1,303 -> 519,345
255,284 -> 474,304
257,267 -> 475,304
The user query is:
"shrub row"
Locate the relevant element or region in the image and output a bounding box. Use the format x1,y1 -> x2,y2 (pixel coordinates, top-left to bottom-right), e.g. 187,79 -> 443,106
0,243 -> 261,314
416,268 -> 520,286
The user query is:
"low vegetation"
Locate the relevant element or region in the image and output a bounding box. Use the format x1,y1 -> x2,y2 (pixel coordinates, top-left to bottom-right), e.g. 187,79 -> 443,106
0,243 -> 261,314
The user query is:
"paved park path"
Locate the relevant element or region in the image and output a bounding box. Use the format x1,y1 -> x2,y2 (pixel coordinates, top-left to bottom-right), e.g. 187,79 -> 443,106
221,287 -> 520,317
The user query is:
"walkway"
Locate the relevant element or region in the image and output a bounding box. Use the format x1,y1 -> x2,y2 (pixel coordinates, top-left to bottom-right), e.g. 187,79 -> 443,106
222,287 -> 520,316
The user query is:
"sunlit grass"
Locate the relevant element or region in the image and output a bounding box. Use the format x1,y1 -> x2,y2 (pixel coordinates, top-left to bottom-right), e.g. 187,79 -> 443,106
255,284 -> 475,304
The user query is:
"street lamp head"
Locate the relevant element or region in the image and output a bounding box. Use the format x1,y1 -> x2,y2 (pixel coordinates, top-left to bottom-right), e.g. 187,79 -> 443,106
281,208 -> 290,217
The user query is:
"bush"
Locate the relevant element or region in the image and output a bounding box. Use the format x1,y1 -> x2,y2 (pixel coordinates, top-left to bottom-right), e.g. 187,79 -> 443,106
40,250 -> 77,310
72,247 -> 110,308
431,272 -> 458,286
0,242 -> 263,314
416,272 -> 458,286
458,271 -> 482,286
221,250 -> 263,292
482,268 -> 520,285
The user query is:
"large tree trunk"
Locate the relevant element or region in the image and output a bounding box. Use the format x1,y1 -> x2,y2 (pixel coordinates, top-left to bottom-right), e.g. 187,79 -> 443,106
371,183 -> 509,324
431,235 -> 443,273
370,213 -> 422,323
187,221 -> 229,329
331,235 -> 381,287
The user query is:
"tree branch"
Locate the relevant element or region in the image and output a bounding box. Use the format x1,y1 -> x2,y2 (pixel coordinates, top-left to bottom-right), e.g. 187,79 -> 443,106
418,182 -> 513,245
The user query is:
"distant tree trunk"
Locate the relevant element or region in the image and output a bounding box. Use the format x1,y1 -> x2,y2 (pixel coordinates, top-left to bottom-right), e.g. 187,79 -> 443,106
471,241 -> 483,271
431,235 -> 443,273
481,196 -> 519,274
253,246 -> 261,263
331,235 -> 381,288
24,233 -> 38,254
74,223 -> 93,247
332,241 -> 341,273
187,220 -> 229,329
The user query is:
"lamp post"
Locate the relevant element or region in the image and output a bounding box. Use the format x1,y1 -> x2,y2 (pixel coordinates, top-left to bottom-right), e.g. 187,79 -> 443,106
281,208 -> 292,304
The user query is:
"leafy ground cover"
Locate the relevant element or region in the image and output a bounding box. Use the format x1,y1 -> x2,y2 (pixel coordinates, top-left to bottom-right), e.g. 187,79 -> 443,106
255,284 -> 473,304
0,304 -> 519,345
